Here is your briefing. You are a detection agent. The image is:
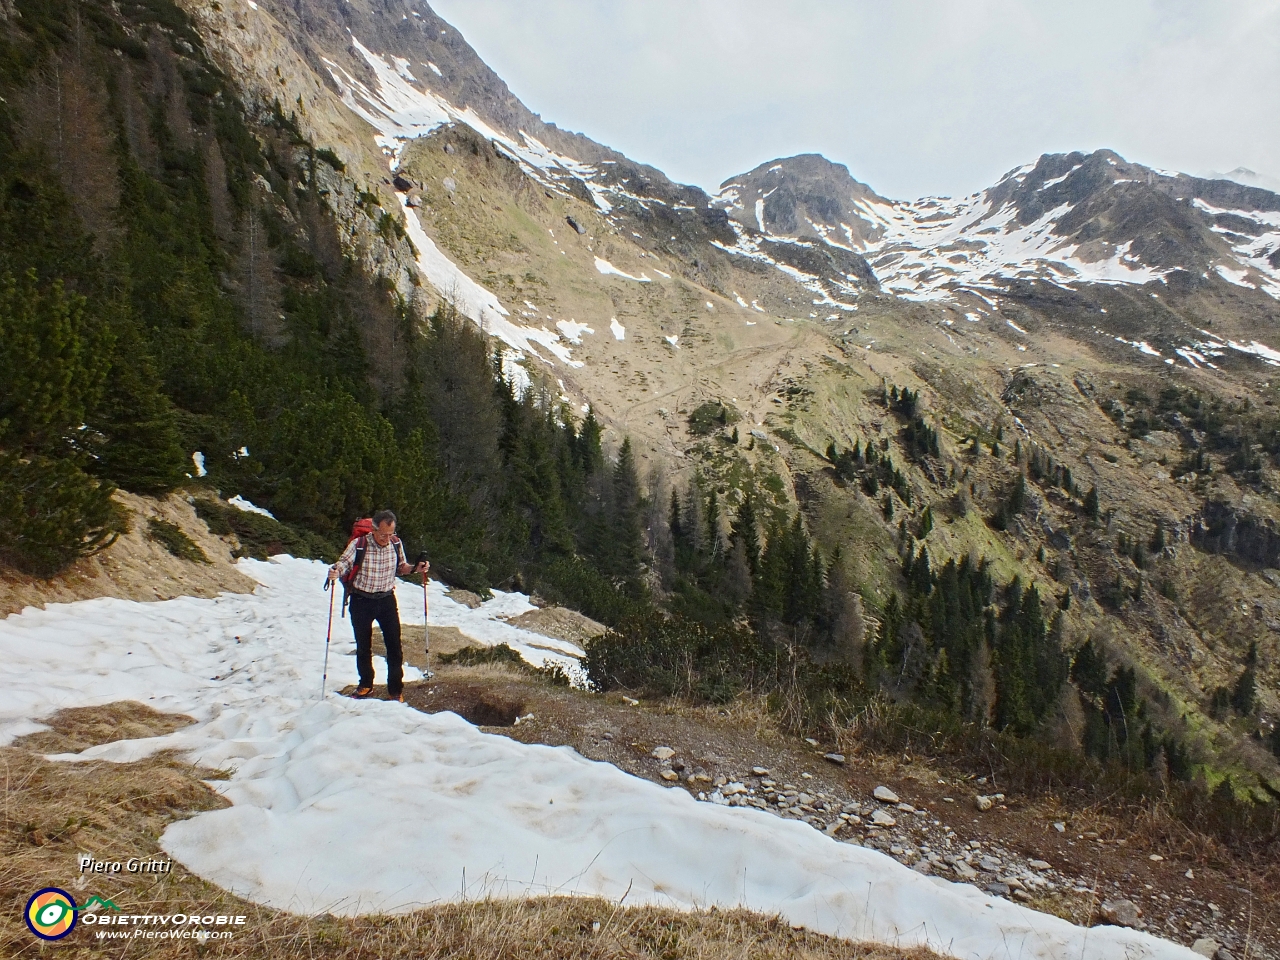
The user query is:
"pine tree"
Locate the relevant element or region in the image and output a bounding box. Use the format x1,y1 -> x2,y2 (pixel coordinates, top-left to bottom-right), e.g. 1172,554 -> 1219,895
1008,472 -> 1026,515
577,405 -> 605,475
0,452 -> 119,576
86,325 -> 186,493
1084,486 -> 1100,521
1071,638 -> 1109,700
0,269 -> 111,455
1150,522 -> 1166,553
705,487 -> 721,560
1231,644 -> 1258,715
730,492 -> 761,575
609,438 -> 643,577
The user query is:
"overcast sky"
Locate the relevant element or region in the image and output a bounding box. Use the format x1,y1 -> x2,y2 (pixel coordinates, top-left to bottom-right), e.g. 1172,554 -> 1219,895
426,0 -> 1279,200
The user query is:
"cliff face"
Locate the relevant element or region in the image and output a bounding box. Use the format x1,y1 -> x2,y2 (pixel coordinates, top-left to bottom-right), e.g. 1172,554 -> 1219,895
1194,501 -> 1280,569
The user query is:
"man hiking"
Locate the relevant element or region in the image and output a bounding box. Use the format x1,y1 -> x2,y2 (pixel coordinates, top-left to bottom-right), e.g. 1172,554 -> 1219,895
328,510 -> 428,702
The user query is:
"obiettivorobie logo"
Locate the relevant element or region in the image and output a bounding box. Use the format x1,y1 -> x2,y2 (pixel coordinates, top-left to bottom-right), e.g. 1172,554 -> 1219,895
25,885 -> 246,942
24,888 -> 119,941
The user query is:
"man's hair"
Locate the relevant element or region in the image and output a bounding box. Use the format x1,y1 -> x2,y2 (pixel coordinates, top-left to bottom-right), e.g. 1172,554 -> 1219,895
372,509 -> 397,528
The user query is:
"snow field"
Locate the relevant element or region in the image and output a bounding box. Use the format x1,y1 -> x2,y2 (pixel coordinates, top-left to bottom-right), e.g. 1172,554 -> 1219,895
0,559 -> 1201,960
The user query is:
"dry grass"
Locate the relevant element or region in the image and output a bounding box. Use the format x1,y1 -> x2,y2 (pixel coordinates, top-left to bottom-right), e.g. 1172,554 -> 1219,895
13,701 -> 196,755
2,702 -> 941,959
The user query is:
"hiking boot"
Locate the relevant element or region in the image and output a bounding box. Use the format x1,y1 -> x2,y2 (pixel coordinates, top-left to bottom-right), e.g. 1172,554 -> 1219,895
351,686 -> 374,699
392,692 -> 405,703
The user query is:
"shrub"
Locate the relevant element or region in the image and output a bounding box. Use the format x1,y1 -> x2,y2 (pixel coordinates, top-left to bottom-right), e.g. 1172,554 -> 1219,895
533,555 -> 645,627
687,402 -> 736,437
0,454 -> 122,576
147,517 -> 209,564
439,643 -> 525,668
584,614 -> 766,703
314,147 -> 345,172
439,642 -> 573,686
193,497 -> 335,561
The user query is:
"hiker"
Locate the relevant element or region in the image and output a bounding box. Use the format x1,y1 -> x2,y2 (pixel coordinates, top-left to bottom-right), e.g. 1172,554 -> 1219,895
328,510 -> 428,702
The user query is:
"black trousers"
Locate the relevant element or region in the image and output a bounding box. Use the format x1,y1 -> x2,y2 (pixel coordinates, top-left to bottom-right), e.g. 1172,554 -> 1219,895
349,592 -> 403,695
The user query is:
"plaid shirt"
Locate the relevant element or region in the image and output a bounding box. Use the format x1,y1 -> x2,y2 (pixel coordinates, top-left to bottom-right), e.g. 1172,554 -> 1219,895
334,535 -> 407,595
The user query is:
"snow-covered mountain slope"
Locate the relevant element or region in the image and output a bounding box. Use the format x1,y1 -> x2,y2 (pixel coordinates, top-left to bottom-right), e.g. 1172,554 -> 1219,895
0,558 -> 1203,960
718,153 -> 887,248
322,28 -> 876,334
719,150 -> 1280,305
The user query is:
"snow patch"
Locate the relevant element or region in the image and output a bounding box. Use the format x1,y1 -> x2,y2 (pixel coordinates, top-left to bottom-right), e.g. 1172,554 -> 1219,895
595,257 -> 650,282
390,56 -> 416,82
609,318 -> 626,341
191,452 -> 207,478
555,320 -> 594,344
228,495 -> 275,520
1227,338 -> 1280,365
396,199 -> 582,380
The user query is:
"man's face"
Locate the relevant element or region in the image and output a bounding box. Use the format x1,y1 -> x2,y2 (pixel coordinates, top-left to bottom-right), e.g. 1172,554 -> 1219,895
372,521 -> 396,546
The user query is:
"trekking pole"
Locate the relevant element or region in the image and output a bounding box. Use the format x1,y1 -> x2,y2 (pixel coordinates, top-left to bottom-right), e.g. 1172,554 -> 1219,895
416,552 -> 431,673
321,578 -> 335,698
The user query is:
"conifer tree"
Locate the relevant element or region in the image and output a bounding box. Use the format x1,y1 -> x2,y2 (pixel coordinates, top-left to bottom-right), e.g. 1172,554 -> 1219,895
730,491 -> 761,575
608,437 -> 643,577
1084,486 -> 1101,521
87,325 -> 186,493
0,269 -> 111,455
705,487 -> 721,560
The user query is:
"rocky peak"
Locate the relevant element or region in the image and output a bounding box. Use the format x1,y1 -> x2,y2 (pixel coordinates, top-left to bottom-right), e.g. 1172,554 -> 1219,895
716,153 -> 886,248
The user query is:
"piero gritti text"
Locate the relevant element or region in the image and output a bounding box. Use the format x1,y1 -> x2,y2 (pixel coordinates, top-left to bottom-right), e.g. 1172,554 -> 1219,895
79,855 -> 174,875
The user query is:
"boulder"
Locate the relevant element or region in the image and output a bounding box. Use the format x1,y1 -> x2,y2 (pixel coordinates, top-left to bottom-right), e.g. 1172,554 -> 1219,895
870,809 -> 897,827
952,860 -> 979,880
651,746 -> 676,760
1191,940 -> 1221,959
566,215 -> 588,235
975,795 -> 995,811
873,785 -> 899,803
1099,899 -> 1143,928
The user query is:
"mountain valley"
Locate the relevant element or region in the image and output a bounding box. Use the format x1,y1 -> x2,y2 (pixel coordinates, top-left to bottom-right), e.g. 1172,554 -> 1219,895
1,0 -> 1278,954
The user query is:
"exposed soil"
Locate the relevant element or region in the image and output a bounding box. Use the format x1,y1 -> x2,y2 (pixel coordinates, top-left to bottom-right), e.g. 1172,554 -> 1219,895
0,491 -> 257,617
403,661 -> 1279,959
502,606 -> 607,646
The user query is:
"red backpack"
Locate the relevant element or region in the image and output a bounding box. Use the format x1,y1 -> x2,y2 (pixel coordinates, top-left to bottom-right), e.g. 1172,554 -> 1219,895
330,518 -> 401,617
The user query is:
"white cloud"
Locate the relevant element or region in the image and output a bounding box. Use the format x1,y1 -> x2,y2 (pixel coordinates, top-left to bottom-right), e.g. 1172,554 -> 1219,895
427,0 -> 1280,199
